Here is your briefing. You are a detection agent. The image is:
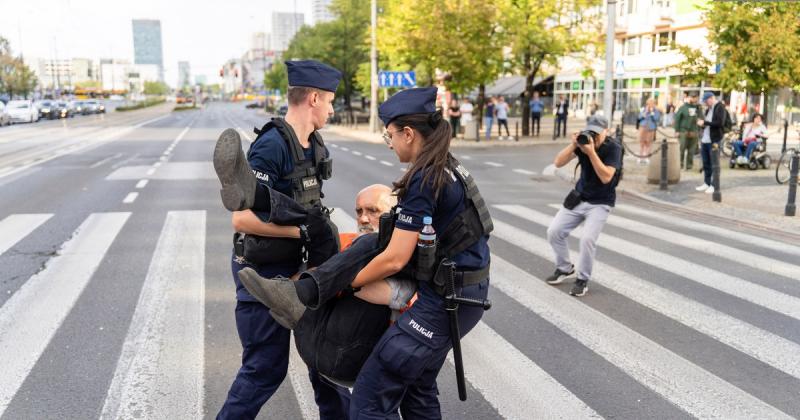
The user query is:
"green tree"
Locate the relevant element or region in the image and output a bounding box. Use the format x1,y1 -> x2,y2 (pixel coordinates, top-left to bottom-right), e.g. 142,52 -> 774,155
143,80 -> 170,96
264,60 -> 287,93
497,0 -> 602,135
0,36 -> 38,98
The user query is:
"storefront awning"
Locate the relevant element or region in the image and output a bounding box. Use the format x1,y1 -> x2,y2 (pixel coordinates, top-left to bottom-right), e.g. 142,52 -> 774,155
483,75 -> 554,96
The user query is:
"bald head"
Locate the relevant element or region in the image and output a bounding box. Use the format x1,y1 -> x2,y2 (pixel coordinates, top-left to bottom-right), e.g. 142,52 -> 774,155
355,184 -> 396,234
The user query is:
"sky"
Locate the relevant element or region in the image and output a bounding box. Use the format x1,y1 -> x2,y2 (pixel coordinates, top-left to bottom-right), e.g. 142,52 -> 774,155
0,0 -> 315,87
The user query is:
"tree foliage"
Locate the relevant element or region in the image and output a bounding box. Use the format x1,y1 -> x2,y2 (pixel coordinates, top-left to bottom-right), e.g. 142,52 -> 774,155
264,60 -> 287,93
143,80 -> 170,96
0,36 -> 38,98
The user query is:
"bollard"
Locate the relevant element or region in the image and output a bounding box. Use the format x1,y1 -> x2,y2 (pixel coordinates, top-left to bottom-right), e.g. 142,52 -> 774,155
786,153 -> 799,216
782,119 -> 789,154
515,122 -> 519,140
660,138 -> 668,190
615,124 -> 622,140
712,142 -> 722,202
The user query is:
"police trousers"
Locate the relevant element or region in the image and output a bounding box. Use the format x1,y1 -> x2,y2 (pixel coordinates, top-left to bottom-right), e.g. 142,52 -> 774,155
217,258 -> 349,420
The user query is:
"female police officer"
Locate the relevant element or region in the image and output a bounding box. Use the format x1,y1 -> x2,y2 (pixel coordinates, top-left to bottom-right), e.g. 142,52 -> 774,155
239,87 -> 493,419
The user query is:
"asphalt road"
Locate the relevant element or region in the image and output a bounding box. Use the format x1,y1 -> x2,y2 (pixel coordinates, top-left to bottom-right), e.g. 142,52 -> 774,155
1,102 -> 799,419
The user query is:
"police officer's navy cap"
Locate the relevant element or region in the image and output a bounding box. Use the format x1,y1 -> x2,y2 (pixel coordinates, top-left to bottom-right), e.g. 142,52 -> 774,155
379,87 -> 438,126
286,60 -> 342,93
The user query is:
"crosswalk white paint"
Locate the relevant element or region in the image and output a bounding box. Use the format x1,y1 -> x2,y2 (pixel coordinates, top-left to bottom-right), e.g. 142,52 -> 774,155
484,161 -> 504,167
100,211 -> 206,420
122,192 -> 138,204
380,160 -> 394,167
0,212 -> 131,415
490,211 -> 800,380
330,208 -> 358,233
288,335 -> 321,420
511,168 -> 536,176
614,203 -> 800,257
526,204 -> 800,321
0,214 -> 53,256
490,255 -> 791,419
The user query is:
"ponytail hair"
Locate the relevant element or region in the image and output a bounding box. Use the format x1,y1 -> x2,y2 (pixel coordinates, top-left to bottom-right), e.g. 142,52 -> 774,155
392,110 -> 452,198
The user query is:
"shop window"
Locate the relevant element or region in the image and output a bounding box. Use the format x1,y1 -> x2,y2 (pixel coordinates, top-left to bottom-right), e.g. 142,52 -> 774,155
625,37 -> 639,55
656,31 -> 676,52
643,78 -> 653,89
629,78 -> 642,89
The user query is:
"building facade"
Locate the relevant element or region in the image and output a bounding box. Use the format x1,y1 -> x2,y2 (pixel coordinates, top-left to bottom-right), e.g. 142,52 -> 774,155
312,0 -> 335,25
271,12 -> 305,52
132,19 -> 165,82
178,61 -> 191,88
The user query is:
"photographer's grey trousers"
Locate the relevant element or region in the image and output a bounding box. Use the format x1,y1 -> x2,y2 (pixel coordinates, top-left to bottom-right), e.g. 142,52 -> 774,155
547,202 -> 612,282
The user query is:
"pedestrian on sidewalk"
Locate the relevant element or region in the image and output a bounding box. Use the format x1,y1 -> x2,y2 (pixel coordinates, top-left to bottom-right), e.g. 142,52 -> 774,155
636,98 -> 661,165
546,115 -> 622,297
733,113 -> 767,164
673,92 -> 700,170
448,98 -> 461,138
484,96 -> 496,141
459,97 -> 474,138
554,94 -> 569,139
695,91 -> 726,194
663,100 -> 675,127
529,92 -> 544,137
496,96 -> 511,140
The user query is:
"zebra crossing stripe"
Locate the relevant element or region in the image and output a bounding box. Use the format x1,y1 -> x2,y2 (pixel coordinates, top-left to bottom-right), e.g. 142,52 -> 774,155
533,204 -> 800,321
330,208 -> 358,233
453,322 -> 601,419
100,211 -> 206,419
490,210 -> 800,380
614,203 -> 800,257
579,205 -> 800,282
490,255 -> 792,419
0,214 -> 53,256
288,335 -> 320,420
0,212 -> 130,415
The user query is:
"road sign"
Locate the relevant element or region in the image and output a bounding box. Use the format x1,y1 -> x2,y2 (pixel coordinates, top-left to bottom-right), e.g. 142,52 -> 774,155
615,60 -> 625,77
379,71 -> 416,88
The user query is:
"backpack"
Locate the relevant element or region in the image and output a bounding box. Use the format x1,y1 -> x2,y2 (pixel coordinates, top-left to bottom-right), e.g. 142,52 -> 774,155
719,102 -> 733,133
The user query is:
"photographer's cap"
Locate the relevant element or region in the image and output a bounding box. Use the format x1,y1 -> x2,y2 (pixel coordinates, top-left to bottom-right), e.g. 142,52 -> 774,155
584,115 -> 609,135
378,87 -> 438,127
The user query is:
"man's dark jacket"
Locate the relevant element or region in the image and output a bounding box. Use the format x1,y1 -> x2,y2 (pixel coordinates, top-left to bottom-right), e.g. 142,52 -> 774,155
701,101 -> 727,143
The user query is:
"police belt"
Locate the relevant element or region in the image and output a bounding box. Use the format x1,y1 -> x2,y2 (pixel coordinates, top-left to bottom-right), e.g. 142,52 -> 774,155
431,263 -> 490,296
452,265 -> 490,288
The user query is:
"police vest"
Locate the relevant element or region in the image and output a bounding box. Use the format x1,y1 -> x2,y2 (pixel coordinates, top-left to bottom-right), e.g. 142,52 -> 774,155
253,118 -> 332,210
378,156 -> 493,288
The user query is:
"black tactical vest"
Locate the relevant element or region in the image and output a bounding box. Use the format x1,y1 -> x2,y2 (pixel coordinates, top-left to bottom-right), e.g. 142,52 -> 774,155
254,118 -> 332,209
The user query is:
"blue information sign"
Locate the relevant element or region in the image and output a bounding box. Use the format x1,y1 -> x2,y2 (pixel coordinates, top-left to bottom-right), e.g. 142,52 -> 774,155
378,71 -> 417,88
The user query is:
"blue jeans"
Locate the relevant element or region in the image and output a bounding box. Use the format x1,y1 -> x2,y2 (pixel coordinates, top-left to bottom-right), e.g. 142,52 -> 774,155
484,117 -> 493,139
734,141 -> 759,159
701,142 -> 713,185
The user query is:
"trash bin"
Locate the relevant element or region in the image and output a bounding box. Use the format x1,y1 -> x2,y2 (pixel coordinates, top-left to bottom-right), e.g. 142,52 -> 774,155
463,120 -> 478,141
647,138 -> 681,184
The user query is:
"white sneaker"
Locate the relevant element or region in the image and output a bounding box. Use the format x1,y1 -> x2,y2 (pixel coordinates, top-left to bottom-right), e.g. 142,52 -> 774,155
705,185 -> 715,194
695,184 -> 709,191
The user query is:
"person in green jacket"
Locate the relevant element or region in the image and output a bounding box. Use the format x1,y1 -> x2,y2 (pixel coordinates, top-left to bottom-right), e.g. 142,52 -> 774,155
673,92 -> 701,170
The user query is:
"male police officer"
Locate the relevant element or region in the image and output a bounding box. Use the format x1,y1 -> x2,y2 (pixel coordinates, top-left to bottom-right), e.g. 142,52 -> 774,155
546,115 -> 622,297
213,60 -> 347,420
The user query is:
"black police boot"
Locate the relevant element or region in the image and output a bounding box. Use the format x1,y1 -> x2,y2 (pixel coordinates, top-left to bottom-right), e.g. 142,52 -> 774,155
238,268 -> 306,329
214,128 -> 257,211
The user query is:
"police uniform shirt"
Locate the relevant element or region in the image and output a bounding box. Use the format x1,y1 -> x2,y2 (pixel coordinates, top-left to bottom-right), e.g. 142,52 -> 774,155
574,139 -> 622,207
394,167 -> 490,271
231,126 -> 328,302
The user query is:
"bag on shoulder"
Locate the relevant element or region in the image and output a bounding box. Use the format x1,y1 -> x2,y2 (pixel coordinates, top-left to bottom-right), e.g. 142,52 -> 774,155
563,189 -> 582,210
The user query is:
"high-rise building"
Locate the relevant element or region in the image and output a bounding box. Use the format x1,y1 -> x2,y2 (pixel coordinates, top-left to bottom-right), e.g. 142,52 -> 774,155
312,0 -> 335,24
178,61 -> 191,88
132,19 -> 165,82
271,12 -> 305,52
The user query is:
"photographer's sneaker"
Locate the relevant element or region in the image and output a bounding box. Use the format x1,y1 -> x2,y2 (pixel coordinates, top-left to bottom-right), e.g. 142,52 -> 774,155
546,266 -> 576,285
695,183 -> 710,191
704,185 -> 715,194
570,279 -> 589,297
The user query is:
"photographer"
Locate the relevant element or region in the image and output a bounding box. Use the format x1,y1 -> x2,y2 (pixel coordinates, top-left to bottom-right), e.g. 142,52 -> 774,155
546,115 -> 622,297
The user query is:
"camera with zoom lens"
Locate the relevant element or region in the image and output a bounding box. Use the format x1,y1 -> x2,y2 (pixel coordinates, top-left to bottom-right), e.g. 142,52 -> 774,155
576,130 -> 596,145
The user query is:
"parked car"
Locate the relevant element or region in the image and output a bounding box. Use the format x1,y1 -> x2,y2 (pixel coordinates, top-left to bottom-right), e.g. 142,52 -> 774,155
71,100 -> 85,115
56,101 -> 73,118
5,99 -> 40,123
83,100 -> 105,114
36,100 -> 59,120
0,102 -> 11,126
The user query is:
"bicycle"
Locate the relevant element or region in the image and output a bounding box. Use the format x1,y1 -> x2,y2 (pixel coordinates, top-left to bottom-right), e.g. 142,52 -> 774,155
776,147 -> 799,184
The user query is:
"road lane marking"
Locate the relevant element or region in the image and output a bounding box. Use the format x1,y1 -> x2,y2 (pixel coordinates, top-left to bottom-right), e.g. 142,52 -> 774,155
491,209 -> 800,380
485,161 -> 504,167
512,168 -> 536,176
89,153 -> 124,169
614,203 -> 800,258
122,192 -> 139,204
352,151 -> 363,156
365,155 -> 376,160
490,255 -> 791,419
0,212 -> 131,416
135,180 -> 148,189
341,147 -> 350,152
452,322 -> 601,419
288,335 -> 319,420
380,160 -> 394,167
460,155 -> 472,160
153,162 -> 162,168
329,143 -> 339,148
146,168 -> 156,176
0,214 -> 53,256
100,211 -> 205,420
333,211 -> 597,418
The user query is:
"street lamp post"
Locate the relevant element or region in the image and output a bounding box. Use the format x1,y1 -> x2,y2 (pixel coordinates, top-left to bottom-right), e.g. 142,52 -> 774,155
603,0 -> 616,119
369,0 -> 379,133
